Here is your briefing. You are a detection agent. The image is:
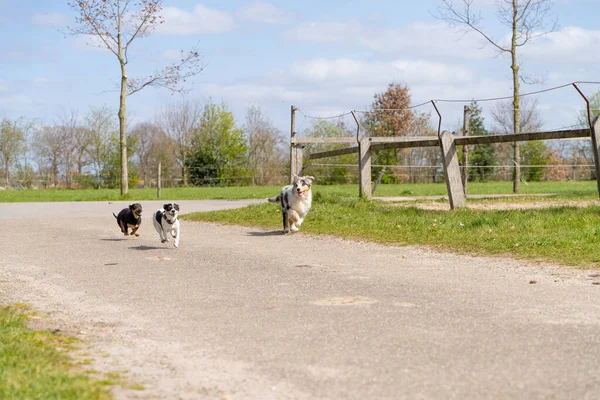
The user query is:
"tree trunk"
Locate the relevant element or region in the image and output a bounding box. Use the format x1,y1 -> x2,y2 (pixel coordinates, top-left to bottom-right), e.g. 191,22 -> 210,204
119,62 -> 129,195
511,0 -> 521,193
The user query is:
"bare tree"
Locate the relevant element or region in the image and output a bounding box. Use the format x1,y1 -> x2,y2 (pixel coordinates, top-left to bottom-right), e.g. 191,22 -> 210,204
67,0 -> 204,195
492,97 -> 549,180
244,105 -> 285,186
437,0 -> 557,192
130,121 -> 165,187
34,126 -> 64,187
56,112 -> 84,188
158,100 -> 201,186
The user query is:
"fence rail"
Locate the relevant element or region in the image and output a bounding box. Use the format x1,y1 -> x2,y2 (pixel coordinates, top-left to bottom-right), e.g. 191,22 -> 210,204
290,102 -> 600,209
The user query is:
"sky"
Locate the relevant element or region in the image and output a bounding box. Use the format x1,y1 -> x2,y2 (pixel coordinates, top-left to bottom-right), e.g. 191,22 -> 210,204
1,0 -> 599,137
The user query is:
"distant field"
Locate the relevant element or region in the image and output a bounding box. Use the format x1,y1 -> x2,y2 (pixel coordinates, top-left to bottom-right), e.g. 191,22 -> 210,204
0,181 -> 598,202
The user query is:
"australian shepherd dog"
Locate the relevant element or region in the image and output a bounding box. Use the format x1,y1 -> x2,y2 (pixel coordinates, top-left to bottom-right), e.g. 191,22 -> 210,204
268,175 -> 315,234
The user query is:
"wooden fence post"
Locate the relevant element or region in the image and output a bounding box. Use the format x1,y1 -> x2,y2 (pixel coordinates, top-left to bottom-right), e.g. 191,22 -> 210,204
359,137 -> 372,199
290,105 -> 302,182
440,130 -> 466,209
157,161 -> 161,199
591,116 -> 600,199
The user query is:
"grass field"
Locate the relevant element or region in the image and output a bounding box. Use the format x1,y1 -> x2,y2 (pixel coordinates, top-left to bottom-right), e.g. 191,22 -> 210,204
0,304 -> 111,400
183,190 -> 600,269
0,181 -> 598,202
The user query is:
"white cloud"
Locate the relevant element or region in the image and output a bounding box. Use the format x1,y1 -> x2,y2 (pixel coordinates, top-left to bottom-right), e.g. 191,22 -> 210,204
523,26 -> 600,64
158,5 -> 234,35
31,12 -> 68,26
70,34 -> 113,53
284,21 -> 497,61
238,2 -> 292,25
290,58 -> 473,86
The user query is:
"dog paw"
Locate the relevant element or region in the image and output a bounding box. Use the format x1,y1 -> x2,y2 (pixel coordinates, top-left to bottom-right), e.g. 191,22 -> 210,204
161,239 -> 167,243
134,233 -> 140,237
124,233 -> 129,236
290,226 -> 299,232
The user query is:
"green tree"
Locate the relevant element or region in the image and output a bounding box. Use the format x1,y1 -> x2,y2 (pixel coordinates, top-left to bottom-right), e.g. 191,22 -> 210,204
187,102 -> 248,186
521,140 -> 549,181
0,118 -> 26,187
467,102 -> 496,182
302,119 -> 355,185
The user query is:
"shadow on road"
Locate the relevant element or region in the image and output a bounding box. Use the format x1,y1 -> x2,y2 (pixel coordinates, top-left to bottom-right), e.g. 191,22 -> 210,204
101,238 -> 127,242
247,231 -> 282,237
129,245 -> 163,251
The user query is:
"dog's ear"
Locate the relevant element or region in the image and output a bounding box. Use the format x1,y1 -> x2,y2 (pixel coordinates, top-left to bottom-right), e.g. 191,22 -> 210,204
304,176 -> 315,182
163,204 -> 170,210
174,204 -> 180,211
129,204 -> 135,210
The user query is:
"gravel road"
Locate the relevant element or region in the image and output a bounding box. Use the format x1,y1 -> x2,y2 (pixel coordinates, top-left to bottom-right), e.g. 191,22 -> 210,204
1,200 -> 600,399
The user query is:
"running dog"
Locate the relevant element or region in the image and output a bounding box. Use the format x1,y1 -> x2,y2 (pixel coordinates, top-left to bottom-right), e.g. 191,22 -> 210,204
153,203 -> 180,248
268,175 -> 315,234
113,203 -> 143,236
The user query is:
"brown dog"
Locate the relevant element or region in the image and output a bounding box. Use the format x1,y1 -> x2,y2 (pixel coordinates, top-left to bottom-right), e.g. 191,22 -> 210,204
113,203 -> 143,236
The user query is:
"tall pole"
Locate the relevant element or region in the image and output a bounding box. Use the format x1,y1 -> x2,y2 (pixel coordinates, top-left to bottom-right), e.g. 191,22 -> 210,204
290,105 -> 299,183
461,105 -> 470,195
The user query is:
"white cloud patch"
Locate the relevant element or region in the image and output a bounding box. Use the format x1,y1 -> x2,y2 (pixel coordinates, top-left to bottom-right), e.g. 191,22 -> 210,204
290,58 -> 473,86
158,5 -> 234,35
523,26 -> 600,64
70,35 -> 113,53
31,12 -> 69,26
238,2 -> 292,25
285,21 -> 498,61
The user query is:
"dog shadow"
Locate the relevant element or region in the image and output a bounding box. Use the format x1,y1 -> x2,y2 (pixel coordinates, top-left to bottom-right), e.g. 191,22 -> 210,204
129,245 -> 163,251
247,231 -> 283,237
101,238 -> 127,242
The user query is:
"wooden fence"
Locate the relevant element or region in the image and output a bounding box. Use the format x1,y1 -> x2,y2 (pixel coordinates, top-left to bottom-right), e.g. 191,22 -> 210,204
289,105 -> 600,209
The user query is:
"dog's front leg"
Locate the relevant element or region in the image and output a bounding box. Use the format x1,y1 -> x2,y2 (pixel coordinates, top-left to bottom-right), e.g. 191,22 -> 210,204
130,225 -> 140,237
282,209 -> 289,234
158,227 -> 167,243
172,226 -> 179,248
289,210 -> 300,232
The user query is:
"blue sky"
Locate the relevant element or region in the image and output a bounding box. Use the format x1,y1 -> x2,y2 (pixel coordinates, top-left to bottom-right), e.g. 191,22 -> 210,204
1,0 -> 599,135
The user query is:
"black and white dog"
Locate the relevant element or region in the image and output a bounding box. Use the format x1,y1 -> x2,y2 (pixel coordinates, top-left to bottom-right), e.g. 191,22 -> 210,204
113,203 -> 143,236
153,203 -> 180,248
268,175 -> 315,234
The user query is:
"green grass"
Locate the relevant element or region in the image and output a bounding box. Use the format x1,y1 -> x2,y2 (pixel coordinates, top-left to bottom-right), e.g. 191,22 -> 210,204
183,191 -> 600,268
0,304 -> 111,400
0,180 -> 598,202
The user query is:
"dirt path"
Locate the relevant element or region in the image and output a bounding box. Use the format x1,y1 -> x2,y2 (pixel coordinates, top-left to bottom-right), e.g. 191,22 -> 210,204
1,200 -> 600,399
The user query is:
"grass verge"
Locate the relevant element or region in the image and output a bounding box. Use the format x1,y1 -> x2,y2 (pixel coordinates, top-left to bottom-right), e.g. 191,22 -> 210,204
0,304 -> 111,400
183,191 -> 600,268
0,181 -> 598,202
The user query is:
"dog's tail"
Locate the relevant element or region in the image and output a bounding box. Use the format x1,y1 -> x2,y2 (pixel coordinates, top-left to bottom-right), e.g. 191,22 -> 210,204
267,195 -> 281,203
112,213 -> 118,219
